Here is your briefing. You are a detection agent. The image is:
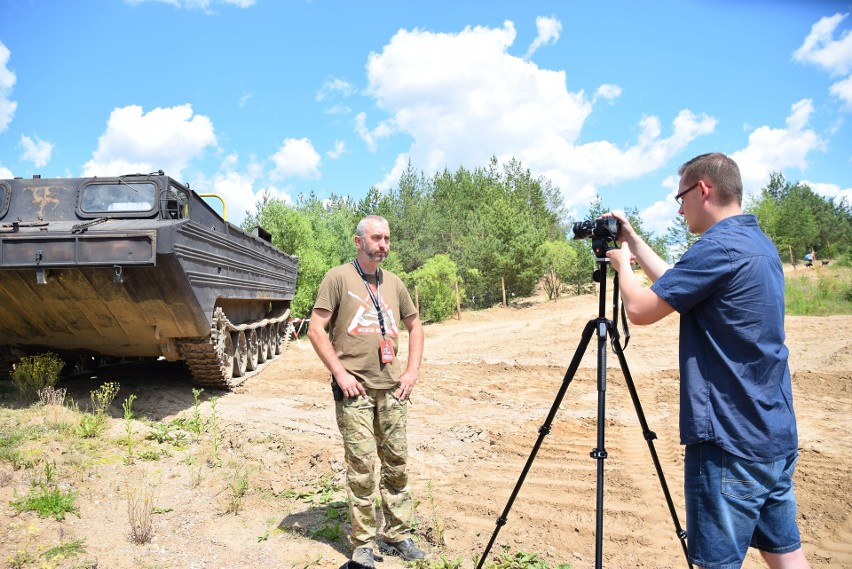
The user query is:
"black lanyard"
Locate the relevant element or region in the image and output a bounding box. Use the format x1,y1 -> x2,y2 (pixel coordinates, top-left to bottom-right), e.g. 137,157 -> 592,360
353,260 -> 386,338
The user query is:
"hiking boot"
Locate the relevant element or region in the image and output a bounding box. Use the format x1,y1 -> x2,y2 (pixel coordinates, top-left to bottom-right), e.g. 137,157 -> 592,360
350,546 -> 376,568
379,537 -> 426,560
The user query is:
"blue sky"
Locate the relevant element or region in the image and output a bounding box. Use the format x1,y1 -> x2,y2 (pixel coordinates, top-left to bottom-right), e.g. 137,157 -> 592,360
1,0 -> 851,233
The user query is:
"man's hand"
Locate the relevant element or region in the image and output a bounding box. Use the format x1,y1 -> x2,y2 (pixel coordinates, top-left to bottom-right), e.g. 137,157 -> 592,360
334,371 -> 367,399
600,211 -> 635,245
607,242 -> 634,274
395,371 -> 417,401
395,312 -> 423,401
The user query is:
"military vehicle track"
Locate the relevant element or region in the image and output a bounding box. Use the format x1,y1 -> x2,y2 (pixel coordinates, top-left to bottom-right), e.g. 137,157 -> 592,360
180,308 -> 295,389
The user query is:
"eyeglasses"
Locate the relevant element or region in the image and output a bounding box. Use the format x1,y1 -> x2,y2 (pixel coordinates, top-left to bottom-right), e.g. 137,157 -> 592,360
674,182 -> 699,205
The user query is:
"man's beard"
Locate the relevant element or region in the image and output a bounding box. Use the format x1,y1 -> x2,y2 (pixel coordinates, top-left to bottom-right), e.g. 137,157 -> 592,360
362,244 -> 387,263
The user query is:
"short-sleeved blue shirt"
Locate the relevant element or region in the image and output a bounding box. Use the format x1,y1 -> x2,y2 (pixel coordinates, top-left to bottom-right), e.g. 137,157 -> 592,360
651,214 -> 798,461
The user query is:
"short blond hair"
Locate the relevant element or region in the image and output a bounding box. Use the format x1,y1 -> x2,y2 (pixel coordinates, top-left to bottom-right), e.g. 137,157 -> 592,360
679,153 -> 743,206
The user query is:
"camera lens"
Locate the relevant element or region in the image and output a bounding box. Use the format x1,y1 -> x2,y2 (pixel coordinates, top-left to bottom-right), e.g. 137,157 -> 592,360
572,220 -> 595,240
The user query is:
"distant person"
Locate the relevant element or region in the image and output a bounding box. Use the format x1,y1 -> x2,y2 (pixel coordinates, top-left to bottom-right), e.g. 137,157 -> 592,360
604,153 -> 811,569
307,215 -> 426,568
804,252 -> 813,267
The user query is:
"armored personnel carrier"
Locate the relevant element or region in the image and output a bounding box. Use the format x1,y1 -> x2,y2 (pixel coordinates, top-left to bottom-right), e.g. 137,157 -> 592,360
0,172 -> 298,389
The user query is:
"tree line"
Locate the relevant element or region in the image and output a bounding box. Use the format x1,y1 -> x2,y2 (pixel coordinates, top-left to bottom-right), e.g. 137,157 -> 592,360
242,158 -> 852,323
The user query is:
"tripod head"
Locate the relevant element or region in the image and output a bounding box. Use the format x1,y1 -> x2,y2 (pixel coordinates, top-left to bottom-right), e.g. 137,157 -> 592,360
591,235 -> 618,261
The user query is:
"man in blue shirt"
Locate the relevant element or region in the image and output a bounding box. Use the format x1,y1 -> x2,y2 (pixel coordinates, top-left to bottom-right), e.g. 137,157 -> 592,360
605,153 -> 810,569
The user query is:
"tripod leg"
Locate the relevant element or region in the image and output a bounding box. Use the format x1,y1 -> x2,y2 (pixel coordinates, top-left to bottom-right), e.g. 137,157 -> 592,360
608,323 -> 693,569
475,319 -> 597,569
593,318 -> 609,569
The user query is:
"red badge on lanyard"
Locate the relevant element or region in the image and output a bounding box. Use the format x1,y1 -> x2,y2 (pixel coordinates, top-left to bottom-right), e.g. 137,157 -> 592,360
380,338 -> 394,363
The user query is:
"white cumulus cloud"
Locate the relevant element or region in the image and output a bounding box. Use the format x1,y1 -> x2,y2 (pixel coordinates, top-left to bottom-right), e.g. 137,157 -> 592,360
793,13 -> 852,75
125,0 -> 255,11
82,104 -> 217,179
829,74 -> 852,109
316,78 -> 356,102
803,180 -> 852,204
525,15 -> 562,59
0,41 -> 17,134
269,137 -> 321,181
19,135 -> 54,168
361,20 -> 716,211
594,84 -> 622,104
327,140 -> 346,160
731,99 -> 826,195
188,153 -> 293,226
793,13 -> 852,108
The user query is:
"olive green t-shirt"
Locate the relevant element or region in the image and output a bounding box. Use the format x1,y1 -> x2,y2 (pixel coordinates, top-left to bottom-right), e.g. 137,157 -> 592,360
313,263 -> 417,389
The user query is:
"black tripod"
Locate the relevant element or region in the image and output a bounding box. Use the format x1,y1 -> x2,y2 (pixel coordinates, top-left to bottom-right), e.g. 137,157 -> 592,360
476,257 -> 691,569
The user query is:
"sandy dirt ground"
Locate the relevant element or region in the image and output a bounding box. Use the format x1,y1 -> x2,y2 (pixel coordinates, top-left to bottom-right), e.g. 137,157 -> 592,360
1,286 -> 851,569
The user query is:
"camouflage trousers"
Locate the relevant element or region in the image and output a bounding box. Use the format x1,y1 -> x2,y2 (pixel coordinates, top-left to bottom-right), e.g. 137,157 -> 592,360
335,386 -> 413,549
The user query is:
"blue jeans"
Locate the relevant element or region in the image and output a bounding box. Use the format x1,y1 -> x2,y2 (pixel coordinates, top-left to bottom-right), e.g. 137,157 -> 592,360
684,442 -> 802,569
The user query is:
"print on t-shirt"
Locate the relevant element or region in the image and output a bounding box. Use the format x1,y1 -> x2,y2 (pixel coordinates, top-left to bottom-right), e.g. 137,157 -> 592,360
345,289 -> 400,337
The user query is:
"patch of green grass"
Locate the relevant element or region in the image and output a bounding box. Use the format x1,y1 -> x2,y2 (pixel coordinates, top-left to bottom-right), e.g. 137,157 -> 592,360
281,474 -> 343,505
310,502 -> 347,542
146,421 -> 174,444
0,420 -> 47,469
223,465 -> 251,514
786,266 -> 852,316
407,557 -> 465,569
468,547 -> 571,569
10,462 -> 79,520
77,412 -> 108,438
42,538 -> 87,560
138,447 -> 167,461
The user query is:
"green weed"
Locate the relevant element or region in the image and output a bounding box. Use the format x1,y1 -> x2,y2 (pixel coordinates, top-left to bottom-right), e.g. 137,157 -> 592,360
282,474 -> 343,505
122,394 -> 137,464
0,421 -> 45,470
310,502 -> 347,542
77,382 -> 121,438
10,352 -> 64,401
191,387 -> 204,437
425,480 -> 445,546
77,412 -> 108,439
407,557 -> 465,569
10,462 -> 78,520
256,526 -> 283,542
42,538 -> 87,561
289,554 -> 324,568
146,422 -> 174,444
90,382 -> 120,416
223,465 -> 251,514
478,547 -> 572,569
138,447 -> 166,461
